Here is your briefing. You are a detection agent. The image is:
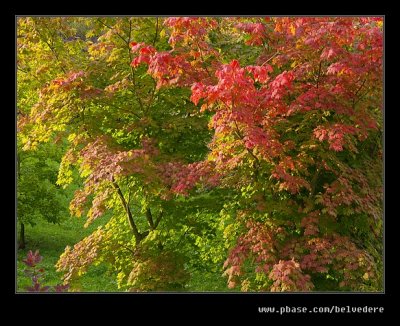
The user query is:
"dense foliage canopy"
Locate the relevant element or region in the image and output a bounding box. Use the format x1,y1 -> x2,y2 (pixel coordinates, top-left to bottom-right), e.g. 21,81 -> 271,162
17,17 -> 383,291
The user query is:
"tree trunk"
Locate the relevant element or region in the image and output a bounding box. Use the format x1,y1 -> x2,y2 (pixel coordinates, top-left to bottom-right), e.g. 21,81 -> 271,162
17,153 -> 25,250
19,222 -> 25,249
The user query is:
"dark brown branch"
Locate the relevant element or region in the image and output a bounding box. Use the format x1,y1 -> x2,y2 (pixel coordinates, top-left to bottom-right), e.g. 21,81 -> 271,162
19,222 -> 26,249
145,207 -> 155,230
35,29 -> 67,74
17,67 -> 42,85
112,180 -> 143,244
353,88 -> 370,109
352,79 -> 367,108
146,207 -> 164,230
233,118 -> 260,168
96,18 -> 129,45
316,61 -> 322,89
227,94 -> 261,170
261,52 -> 280,66
354,79 -> 367,97
152,17 -> 159,46
125,19 -> 145,112
195,39 -> 213,79
369,224 -> 381,240
97,17 -> 145,115
310,163 -> 321,197
106,102 -> 142,120
118,243 -> 135,255
154,210 -> 163,229
146,81 -> 158,113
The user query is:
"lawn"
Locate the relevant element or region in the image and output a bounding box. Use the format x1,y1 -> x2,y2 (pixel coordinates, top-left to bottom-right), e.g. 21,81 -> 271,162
17,214 -> 119,292
16,214 -> 230,292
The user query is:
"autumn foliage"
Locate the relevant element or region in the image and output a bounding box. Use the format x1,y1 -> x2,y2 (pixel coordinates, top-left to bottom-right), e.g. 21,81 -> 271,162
22,250 -> 69,292
17,17 -> 383,291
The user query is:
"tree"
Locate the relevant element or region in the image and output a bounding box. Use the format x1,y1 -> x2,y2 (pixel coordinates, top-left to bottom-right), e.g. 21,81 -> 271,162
17,141 -> 68,249
17,17 -> 383,291
17,17 -> 75,248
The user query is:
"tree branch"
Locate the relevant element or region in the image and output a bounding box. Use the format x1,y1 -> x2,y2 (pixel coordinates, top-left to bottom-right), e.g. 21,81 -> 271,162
145,207 -> 155,230
106,102 -> 142,120
154,210 -> 163,229
96,18 -> 129,45
195,39 -> 213,79
354,79 -> 367,97
34,25 -> 67,74
353,88 -> 370,109
261,51 -> 280,66
117,243 -> 135,255
233,120 -> 260,167
316,61 -> 322,89
152,17 -> 159,46
352,79 -> 367,108
125,19 -> 146,112
96,17 -> 145,114
112,179 -> 143,244
229,94 -> 261,169
310,163 -> 321,197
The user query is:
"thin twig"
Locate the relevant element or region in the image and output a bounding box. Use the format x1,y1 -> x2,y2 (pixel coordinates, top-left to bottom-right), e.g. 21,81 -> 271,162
261,51 -> 280,66
152,17 -> 159,46
352,79 -> 367,107
125,19 -> 145,112
229,93 -> 261,168
97,18 -> 129,45
195,39 -> 213,79
34,23 -> 66,74
17,67 -> 40,81
316,61 -> 322,89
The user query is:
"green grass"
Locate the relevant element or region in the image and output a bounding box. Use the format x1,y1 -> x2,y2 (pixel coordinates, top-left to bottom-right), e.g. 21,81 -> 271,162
17,214 -> 119,292
186,270 -> 235,292
17,214 -> 230,292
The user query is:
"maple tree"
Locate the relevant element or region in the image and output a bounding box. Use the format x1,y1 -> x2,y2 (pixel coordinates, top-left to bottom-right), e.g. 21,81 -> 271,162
17,17 -> 383,291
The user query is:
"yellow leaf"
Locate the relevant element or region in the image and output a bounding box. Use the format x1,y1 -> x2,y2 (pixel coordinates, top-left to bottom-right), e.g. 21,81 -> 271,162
290,24 -> 296,36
